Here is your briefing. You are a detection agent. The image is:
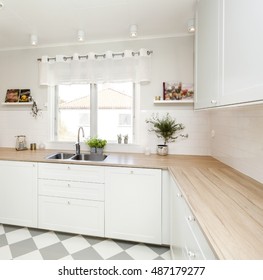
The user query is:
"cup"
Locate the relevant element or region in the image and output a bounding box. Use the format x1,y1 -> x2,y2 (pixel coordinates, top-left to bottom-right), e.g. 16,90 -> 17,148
30,143 -> 36,150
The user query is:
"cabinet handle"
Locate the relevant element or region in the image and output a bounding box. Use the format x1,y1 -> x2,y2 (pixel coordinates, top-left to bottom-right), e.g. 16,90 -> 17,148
130,170 -> 134,175
67,201 -> 70,205
211,100 -> 217,104
187,250 -> 196,258
68,183 -> 71,188
177,193 -> 182,198
67,166 -> 71,170
187,215 -> 195,222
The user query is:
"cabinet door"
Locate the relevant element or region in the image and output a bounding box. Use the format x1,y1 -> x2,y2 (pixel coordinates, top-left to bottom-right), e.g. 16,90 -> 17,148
170,176 -> 216,260
170,178 -> 185,259
221,0 -> 263,105
195,0 -> 222,109
38,196 -> 104,237
0,161 -> 37,227
105,167 -> 162,244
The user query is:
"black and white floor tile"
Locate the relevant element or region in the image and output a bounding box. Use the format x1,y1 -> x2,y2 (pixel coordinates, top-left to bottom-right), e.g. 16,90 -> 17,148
0,224 -> 171,260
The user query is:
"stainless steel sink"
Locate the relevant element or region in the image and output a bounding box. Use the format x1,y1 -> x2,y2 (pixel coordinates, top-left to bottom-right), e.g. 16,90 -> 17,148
71,153 -> 108,161
45,152 -> 107,162
46,152 -> 75,160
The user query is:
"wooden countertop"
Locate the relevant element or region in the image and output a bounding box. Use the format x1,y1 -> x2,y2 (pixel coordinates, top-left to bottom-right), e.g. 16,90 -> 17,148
0,148 -> 220,169
0,147 -> 263,259
170,166 -> 263,260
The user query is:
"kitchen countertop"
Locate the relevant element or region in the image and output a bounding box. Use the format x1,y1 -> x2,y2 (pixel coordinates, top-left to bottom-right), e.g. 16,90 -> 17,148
0,147 -> 263,259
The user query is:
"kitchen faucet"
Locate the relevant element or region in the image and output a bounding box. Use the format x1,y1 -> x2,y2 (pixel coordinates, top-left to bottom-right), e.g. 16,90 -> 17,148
75,127 -> 85,155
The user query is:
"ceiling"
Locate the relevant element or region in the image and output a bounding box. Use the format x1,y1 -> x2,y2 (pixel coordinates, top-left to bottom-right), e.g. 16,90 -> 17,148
0,0 -> 196,50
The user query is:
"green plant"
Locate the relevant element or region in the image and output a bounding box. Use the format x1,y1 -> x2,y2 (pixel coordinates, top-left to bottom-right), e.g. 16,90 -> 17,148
85,137 -> 107,149
145,113 -> 187,145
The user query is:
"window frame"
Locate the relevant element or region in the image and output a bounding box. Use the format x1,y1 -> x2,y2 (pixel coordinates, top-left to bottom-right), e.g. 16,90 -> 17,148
48,83 -> 139,144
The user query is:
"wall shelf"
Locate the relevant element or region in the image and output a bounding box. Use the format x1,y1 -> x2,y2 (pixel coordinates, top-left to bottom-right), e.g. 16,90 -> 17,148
2,102 -> 33,106
153,99 -> 194,104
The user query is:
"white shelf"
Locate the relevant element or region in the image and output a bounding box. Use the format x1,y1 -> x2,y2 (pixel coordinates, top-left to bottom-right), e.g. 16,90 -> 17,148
2,102 -> 33,106
153,99 -> 194,104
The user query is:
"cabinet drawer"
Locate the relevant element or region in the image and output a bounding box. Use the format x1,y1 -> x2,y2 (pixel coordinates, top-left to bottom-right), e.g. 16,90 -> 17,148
38,163 -> 105,183
38,179 -> 104,201
184,201 -> 216,260
38,196 -> 104,237
183,219 -> 204,260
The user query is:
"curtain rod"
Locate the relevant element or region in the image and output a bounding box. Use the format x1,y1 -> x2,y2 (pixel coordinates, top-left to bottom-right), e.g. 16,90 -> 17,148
37,50 -> 153,62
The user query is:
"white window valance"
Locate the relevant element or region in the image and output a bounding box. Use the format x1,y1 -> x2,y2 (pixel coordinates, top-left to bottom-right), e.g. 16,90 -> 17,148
38,49 -> 152,86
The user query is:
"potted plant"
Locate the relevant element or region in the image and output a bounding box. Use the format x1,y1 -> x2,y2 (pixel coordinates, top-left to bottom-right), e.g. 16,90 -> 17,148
145,113 -> 188,155
85,137 -> 107,154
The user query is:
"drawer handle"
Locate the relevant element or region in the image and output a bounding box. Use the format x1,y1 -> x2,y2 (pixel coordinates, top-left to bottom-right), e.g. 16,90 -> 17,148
187,215 -> 195,222
67,166 -> 71,170
130,170 -> 134,175
177,193 -> 182,198
187,251 -> 196,258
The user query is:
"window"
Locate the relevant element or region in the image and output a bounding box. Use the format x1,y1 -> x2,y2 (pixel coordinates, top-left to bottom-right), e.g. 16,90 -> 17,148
54,82 -> 135,143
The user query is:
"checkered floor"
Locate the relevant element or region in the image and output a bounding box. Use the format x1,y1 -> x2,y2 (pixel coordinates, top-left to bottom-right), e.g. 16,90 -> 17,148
0,224 -> 171,260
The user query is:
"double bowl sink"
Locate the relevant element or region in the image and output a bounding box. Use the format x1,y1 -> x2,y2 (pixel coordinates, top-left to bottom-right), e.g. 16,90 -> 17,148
46,152 -> 107,162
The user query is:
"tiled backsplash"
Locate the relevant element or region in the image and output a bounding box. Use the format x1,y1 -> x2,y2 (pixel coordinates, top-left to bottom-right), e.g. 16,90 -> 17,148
0,104 -> 262,184
210,104 -> 263,183
0,107 -> 211,156
0,111 -> 49,149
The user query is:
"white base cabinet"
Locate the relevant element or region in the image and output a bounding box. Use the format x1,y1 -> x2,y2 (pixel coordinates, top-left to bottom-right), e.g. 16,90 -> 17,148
0,161 -> 37,228
170,177 -> 216,260
38,196 -> 104,237
105,167 -> 162,244
38,163 -> 105,237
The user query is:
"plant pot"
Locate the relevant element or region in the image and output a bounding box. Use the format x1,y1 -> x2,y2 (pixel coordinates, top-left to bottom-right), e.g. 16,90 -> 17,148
90,147 -> 96,154
90,147 -> 104,154
157,144 -> 168,156
96,148 -> 103,155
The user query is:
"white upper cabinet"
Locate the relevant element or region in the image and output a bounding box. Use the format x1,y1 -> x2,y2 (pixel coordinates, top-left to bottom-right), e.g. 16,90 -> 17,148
195,0 -> 221,109
221,0 -> 263,105
195,0 -> 263,109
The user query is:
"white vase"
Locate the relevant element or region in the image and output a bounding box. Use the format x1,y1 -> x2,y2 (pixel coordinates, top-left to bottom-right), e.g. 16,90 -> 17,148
157,144 -> 168,156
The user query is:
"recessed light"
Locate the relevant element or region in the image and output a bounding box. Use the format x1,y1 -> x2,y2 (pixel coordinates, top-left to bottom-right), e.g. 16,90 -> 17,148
0,2 -> 4,10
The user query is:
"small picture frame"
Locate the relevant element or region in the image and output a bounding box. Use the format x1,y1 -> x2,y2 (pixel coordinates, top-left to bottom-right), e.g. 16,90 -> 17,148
19,89 -> 31,102
163,82 -> 194,100
5,89 -> 19,103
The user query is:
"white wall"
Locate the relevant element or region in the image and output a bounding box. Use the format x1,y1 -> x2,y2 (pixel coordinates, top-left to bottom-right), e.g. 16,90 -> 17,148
0,36 -> 211,155
210,104 -> 263,183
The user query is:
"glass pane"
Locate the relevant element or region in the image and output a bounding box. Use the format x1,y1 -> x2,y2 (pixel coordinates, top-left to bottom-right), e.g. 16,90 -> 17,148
97,82 -> 133,143
56,85 -> 90,141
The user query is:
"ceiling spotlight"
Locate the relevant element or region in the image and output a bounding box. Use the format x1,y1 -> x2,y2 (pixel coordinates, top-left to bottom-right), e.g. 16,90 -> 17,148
130,24 -> 138,38
0,2 -> 4,10
30,34 -> 38,46
188,18 -> 195,33
77,30 -> 85,42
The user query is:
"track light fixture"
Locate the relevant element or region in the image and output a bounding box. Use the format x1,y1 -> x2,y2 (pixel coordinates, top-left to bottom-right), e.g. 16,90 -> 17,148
130,24 -> 138,38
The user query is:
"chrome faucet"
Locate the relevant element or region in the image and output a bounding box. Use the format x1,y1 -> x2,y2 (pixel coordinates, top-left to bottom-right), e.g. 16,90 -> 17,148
75,127 -> 85,155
